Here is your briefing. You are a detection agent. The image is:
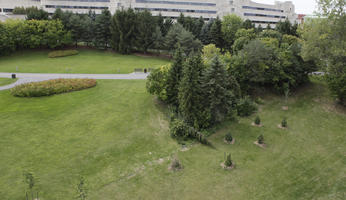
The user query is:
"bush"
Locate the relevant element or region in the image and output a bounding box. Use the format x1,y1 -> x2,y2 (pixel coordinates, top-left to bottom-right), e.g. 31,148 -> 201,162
10,79 -> 96,97
281,118 -> 287,127
225,153 -> 233,167
170,157 -> 183,171
255,116 -> 261,125
236,96 -> 257,117
257,135 -> 264,144
169,118 -> 194,139
48,50 -> 79,58
225,133 -> 233,142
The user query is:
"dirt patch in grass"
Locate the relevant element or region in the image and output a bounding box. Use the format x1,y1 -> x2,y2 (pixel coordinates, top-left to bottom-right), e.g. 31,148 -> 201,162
251,122 -> 263,127
277,124 -> 288,129
220,162 -> 235,170
224,138 -> 235,144
254,141 -> 267,148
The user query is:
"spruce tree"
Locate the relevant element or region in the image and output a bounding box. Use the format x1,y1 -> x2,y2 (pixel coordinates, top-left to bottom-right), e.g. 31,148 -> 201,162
136,10 -> 156,53
202,56 -> 236,124
210,17 -> 224,51
178,54 -> 205,128
94,9 -> 111,48
166,48 -> 184,107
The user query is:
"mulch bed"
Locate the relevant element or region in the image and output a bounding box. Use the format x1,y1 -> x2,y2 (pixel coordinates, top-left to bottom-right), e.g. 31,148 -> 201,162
254,141 -> 267,148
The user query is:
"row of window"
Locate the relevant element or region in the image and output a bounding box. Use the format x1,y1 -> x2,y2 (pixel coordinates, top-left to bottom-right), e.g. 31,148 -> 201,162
135,0 -> 216,7
244,13 -> 286,19
135,7 -> 217,14
45,5 -> 108,9
242,6 -> 283,13
50,0 -> 110,2
1,8 -> 13,12
250,20 -> 278,25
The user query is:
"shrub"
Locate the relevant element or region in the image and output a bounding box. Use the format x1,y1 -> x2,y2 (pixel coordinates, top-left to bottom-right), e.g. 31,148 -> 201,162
169,118 -> 194,139
10,79 -> 97,97
170,157 -> 183,171
225,133 -> 233,142
255,116 -> 261,125
281,118 -> 287,127
257,135 -> 264,144
48,50 -> 79,58
225,153 -> 233,167
236,96 -> 257,117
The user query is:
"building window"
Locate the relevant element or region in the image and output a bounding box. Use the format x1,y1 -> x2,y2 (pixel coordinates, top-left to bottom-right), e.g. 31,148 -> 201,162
242,6 -> 284,13
231,8 -> 235,12
135,7 -> 217,14
229,0 -> 233,5
135,0 -> 216,7
244,13 -> 286,19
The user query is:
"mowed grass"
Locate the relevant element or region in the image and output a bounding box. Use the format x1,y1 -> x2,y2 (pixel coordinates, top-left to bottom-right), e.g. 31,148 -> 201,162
0,78 -> 17,86
0,49 -> 170,74
0,79 -> 345,200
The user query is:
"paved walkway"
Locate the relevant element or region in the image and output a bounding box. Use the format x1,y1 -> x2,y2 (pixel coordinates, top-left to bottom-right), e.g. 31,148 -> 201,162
0,72 -> 149,91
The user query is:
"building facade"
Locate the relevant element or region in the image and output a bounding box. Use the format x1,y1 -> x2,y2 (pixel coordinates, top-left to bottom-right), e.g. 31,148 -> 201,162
0,0 -> 297,27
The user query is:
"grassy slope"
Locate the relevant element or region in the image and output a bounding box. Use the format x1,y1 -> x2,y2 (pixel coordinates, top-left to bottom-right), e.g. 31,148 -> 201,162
0,78 -> 17,86
0,79 -> 345,200
0,50 -> 170,74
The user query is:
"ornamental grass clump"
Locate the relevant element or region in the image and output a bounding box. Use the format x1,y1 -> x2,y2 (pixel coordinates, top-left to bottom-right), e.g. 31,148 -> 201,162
10,79 -> 97,97
169,157 -> 183,171
48,50 -> 79,58
225,153 -> 233,167
257,134 -> 264,144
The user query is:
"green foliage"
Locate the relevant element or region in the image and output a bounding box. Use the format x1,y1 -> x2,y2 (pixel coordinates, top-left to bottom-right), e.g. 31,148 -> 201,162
221,14 -> 243,52
255,116 -> 261,125
12,7 -> 27,14
94,9 -> 112,48
202,44 -> 232,65
111,8 -> 137,54
281,118 -> 287,128
210,17 -> 224,50
25,7 -> 49,20
136,10 -> 157,53
232,28 -> 256,52
257,134 -> 264,144
165,23 -> 202,55
275,19 -> 297,36
200,19 -> 214,45
225,153 -> 233,167
327,73 -> 346,105
225,133 -> 233,142
10,79 -> 97,97
0,19 -> 71,55
243,19 -> 255,29
178,54 -> 205,128
146,65 -> 170,102
48,50 -> 79,58
23,171 -> 35,190
236,96 -> 258,117
202,56 -> 237,125
166,48 -> 184,107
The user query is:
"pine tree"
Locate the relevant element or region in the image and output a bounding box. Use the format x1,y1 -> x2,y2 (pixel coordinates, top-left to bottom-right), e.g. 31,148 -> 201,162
136,10 -> 156,53
210,17 -> 224,50
200,19 -> 214,45
178,54 -> 205,128
202,56 -> 236,124
166,48 -> 184,107
94,9 -> 111,48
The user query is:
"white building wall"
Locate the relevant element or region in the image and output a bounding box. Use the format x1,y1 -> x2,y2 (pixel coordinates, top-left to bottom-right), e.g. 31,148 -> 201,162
0,0 -> 297,27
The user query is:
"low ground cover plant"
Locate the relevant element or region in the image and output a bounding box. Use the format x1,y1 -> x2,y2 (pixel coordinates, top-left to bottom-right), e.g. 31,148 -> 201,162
10,79 -> 96,97
281,118 -> 287,128
254,116 -> 261,125
225,133 -> 233,143
48,50 -> 79,58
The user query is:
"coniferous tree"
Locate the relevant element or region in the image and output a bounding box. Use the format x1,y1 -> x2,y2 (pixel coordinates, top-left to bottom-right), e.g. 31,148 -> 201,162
166,48 -> 184,107
266,23 -> 272,30
243,19 -> 255,29
256,24 -> 263,33
178,54 -> 205,128
162,18 -> 173,37
210,17 -> 224,50
136,10 -> 156,53
202,56 -> 237,124
94,9 -> 111,48
200,19 -> 214,45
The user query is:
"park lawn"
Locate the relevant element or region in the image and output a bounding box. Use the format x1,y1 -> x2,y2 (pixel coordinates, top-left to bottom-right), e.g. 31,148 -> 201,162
0,78 -> 17,86
0,79 -> 345,200
0,49 -> 170,74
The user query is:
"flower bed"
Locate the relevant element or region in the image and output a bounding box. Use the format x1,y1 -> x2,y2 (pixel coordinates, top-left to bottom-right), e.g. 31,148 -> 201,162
11,79 -> 97,97
48,50 -> 79,58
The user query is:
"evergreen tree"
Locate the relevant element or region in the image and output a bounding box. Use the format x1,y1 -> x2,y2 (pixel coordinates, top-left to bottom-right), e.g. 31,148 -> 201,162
162,18 -> 173,37
136,10 -> 156,53
178,54 -> 205,128
94,9 -> 111,48
200,19 -> 214,45
177,13 -> 185,26
52,8 -> 64,20
210,17 -> 224,50
276,19 -> 292,35
166,48 -> 184,107
111,8 -> 137,54
256,24 -> 263,33
202,56 -> 237,124
266,23 -> 272,30
243,19 -> 255,29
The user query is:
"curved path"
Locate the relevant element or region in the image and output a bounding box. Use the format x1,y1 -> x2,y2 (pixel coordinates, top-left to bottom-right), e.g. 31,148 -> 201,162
0,72 -> 149,91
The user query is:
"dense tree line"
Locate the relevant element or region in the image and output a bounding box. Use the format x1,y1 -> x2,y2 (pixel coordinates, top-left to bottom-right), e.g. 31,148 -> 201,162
0,20 -> 71,55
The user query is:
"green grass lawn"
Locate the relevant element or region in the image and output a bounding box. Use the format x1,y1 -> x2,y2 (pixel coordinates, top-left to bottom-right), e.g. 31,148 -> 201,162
0,79 -> 345,200
0,49 -> 170,74
0,78 -> 17,86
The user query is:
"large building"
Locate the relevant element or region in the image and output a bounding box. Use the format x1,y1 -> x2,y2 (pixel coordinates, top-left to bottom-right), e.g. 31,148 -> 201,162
0,0 -> 297,27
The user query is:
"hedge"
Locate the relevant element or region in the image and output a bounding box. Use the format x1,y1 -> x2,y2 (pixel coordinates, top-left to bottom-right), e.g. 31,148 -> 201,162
48,50 -> 79,58
11,79 -> 97,97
